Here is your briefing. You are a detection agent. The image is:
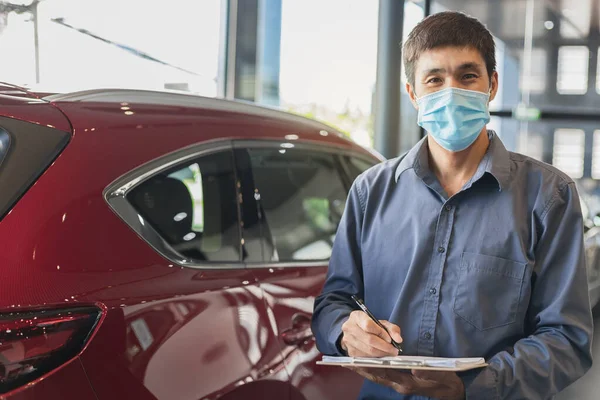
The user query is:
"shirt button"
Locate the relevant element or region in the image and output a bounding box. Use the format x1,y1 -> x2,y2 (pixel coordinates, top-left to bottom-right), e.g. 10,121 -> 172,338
438,247 -> 445,253
445,205 -> 452,211
424,332 -> 432,340
430,288 -> 437,295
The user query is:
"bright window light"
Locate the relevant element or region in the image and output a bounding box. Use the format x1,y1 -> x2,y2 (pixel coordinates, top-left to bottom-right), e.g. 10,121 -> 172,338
553,129 -> 585,178
557,46 -> 589,95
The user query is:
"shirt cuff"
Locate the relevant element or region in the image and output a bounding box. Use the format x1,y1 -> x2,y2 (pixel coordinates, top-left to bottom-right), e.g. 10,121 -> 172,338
328,318 -> 347,356
335,331 -> 347,355
460,366 -> 499,400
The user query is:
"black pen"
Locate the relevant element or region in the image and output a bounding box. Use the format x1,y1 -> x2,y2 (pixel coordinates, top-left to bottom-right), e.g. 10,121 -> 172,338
351,294 -> 403,354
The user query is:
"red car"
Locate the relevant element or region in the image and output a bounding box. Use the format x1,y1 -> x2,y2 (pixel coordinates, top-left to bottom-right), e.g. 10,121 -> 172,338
0,83 -> 381,399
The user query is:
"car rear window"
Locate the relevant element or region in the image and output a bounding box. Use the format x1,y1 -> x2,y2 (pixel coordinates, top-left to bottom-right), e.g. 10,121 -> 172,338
126,149 -> 241,263
0,129 -> 9,166
0,117 -> 70,220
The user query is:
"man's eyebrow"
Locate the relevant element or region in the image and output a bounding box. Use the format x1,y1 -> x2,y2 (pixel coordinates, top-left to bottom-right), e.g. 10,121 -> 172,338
421,63 -> 483,76
456,62 -> 483,72
422,67 -> 446,75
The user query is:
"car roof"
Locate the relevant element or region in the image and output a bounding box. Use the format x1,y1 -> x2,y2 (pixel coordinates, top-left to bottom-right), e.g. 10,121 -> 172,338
45,88 -> 384,159
0,84 -> 382,161
0,82 -> 72,132
46,88 -> 343,134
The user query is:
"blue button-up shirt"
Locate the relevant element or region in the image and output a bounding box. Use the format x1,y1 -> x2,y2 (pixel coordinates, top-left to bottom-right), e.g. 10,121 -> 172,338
312,132 -> 593,399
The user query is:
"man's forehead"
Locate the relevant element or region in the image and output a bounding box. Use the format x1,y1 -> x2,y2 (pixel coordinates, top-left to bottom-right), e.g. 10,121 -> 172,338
416,47 -> 485,72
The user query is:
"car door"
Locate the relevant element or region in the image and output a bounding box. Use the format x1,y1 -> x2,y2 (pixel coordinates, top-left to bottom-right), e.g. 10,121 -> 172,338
233,140 -> 379,400
88,142 -> 291,400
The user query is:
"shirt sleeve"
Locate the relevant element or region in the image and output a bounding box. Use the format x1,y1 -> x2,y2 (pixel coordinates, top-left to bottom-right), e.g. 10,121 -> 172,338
462,182 -> 594,399
311,179 -> 366,356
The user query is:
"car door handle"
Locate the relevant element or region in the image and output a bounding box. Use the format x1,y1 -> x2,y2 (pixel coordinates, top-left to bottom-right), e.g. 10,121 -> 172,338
281,313 -> 313,346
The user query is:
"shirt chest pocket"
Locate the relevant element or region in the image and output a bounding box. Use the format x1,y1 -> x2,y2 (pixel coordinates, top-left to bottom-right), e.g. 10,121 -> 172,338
453,252 -> 527,331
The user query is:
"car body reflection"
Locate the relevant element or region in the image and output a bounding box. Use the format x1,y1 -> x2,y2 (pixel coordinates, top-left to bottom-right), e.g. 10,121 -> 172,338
252,267 -> 364,400
120,289 -> 289,400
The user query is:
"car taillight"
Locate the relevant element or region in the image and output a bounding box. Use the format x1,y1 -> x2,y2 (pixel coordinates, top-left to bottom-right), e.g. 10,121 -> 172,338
0,306 -> 103,394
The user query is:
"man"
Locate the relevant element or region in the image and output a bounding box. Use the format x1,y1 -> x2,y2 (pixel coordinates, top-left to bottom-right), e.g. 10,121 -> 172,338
312,11 -> 593,400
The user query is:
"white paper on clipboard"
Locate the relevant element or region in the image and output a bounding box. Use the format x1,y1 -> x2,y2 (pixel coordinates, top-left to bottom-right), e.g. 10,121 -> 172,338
317,355 -> 487,372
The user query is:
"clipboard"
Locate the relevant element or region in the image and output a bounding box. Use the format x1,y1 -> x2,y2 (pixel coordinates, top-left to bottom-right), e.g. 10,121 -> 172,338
317,355 -> 488,372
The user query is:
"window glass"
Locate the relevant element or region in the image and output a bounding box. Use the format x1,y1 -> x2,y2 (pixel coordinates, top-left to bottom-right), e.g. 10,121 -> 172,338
518,132 -> 544,161
247,148 -> 348,262
553,129 -> 585,179
167,163 -> 204,232
0,129 -> 9,166
127,150 -> 240,262
559,0 -> 591,39
280,0 -> 379,147
518,48 -> 547,94
592,130 -> 600,180
343,155 -> 378,183
557,46 -> 589,95
0,118 -> 69,221
0,0 -> 221,96
596,49 -> 600,94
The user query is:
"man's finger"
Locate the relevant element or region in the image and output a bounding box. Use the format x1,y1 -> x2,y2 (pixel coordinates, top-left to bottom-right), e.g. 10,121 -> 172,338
358,330 -> 400,354
355,314 -> 385,334
350,311 -> 379,333
380,320 -> 403,343
342,340 -> 374,358
344,332 -> 398,357
344,312 -> 401,355
349,311 -> 398,342
411,369 -> 451,382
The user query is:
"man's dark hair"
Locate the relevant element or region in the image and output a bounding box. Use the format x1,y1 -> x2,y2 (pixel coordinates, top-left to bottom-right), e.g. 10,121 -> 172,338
403,11 -> 496,87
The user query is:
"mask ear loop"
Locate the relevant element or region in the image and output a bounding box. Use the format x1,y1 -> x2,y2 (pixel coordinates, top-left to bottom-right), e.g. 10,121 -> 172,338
413,87 -> 421,103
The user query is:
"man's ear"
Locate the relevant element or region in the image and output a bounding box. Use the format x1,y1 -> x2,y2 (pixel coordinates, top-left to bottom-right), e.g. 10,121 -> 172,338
489,71 -> 499,102
406,83 -> 419,110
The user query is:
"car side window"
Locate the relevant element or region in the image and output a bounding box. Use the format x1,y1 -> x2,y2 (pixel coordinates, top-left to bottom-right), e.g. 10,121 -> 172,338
127,150 -> 241,263
0,119 -> 69,221
342,155 -> 378,183
0,129 -> 9,167
244,147 -> 348,262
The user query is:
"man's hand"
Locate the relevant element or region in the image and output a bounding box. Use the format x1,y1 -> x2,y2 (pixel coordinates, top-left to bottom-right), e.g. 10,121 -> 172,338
340,310 -> 403,357
348,367 -> 465,400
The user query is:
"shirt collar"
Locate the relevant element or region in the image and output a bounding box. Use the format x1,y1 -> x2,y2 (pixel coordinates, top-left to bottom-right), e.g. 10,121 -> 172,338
394,136 -> 427,182
482,130 -> 512,191
394,130 -> 512,191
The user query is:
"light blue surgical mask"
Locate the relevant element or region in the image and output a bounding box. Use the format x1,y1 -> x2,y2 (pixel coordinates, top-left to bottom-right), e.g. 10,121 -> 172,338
416,87 -> 491,152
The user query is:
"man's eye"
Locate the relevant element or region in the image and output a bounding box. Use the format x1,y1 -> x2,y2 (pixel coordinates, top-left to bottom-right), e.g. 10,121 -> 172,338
426,77 -> 441,84
463,74 -> 478,80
